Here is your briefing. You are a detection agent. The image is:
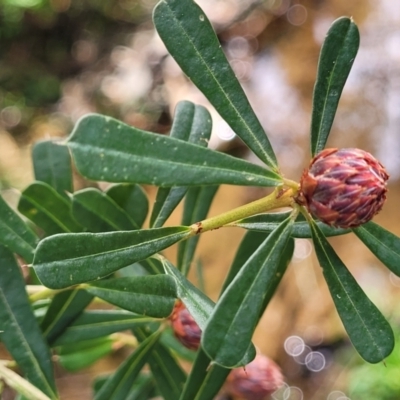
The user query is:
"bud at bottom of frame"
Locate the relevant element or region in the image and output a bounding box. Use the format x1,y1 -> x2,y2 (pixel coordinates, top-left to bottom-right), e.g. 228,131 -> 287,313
225,354 -> 284,400
170,300 -> 202,351
298,148 -> 389,228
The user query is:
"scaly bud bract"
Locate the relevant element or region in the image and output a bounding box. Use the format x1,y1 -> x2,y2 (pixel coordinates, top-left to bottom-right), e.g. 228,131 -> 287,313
170,300 -> 201,350
297,148 -> 389,228
225,354 -> 284,400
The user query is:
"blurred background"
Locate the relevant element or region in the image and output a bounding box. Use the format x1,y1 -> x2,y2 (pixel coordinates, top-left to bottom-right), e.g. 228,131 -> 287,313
1,0 -> 400,399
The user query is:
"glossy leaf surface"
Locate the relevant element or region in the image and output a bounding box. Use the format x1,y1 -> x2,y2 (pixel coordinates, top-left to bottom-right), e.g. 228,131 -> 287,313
33,226 -> 190,289
32,140 -> 73,199
133,327 -> 186,400
310,221 -> 394,363
154,0 -> 278,169
41,289 -> 93,345
54,310 -> 154,346
67,114 -> 282,187
85,275 -> 177,318
106,184 -> 148,228
311,17 -> 359,155
0,245 -> 57,399
151,101 -> 212,228
235,211 -> 350,237
202,217 -> 293,367
72,188 -> 137,232
0,194 -> 38,263
353,221 -> 400,277
177,185 -> 218,274
18,182 -> 82,235
94,331 -> 161,400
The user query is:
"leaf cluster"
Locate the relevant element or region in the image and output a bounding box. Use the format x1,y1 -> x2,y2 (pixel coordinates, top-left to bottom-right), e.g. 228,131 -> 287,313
0,1 -> 399,399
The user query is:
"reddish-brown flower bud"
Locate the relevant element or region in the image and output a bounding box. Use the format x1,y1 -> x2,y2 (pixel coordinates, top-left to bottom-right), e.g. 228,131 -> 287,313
170,300 -> 201,350
298,148 -> 389,228
225,354 -> 284,400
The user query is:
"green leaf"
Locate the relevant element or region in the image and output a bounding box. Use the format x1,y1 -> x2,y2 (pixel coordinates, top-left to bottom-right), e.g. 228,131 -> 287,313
72,188 -> 138,232
85,275 -> 177,318
94,331 -> 161,400
0,194 -> 38,263
67,114 -> 282,187
54,310 -> 154,346
159,327 -> 197,362
106,184 -> 148,228
202,217 -> 293,367
162,257 -> 214,330
221,230 -> 270,295
0,362 -> 52,400
41,289 -> 93,345
18,182 -> 82,235
57,337 -> 114,371
179,348 -> 230,400
235,211 -> 350,237
124,376 -> 156,400
177,185 -> 219,274
133,327 -> 186,400
32,140 -> 73,199
310,220 -> 394,363
153,0 -> 278,169
161,257 -> 255,365
310,17 -> 360,155
0,245 -> 58,399
33,226 -> 190,289
353,222 -> 400,277
150,101 -> 213,228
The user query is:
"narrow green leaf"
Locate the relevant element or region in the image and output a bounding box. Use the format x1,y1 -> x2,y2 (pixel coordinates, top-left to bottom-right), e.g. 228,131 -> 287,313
0,362 -> 52,400
133,326 -> 186,400
221,230 -> 270,295
310,220 -> 394,363
106,184 -> 148,228
311,17 -> 360,155
41,289 -> 93,345
160,327 -> 197,362
0,245 -> 57,399
32,140 -> 73,199
151,101 -> 212,228
162,257 -> 214,330
85,275 -> 177,318
125,375 -> 156,400
57,337 -> 114,371
353,222 -> 400,277
177,185 -> 219,274
153,0 -> 278,169
18,182 -> 82,235
0,194 -> 38,263
33,226 -> 190,289
202,217 -> 293,367
94,331 -> 161,400
67,114 -> 282,187
161,257 -> 255,365
235,211 -> 350,237
72,188 -> 138,232
179,348 -> 230,400
54,310 -> 154,346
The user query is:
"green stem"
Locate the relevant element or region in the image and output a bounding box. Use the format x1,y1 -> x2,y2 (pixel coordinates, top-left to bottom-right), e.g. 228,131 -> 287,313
190,187 -> 294,235
28,285 -> 78,303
